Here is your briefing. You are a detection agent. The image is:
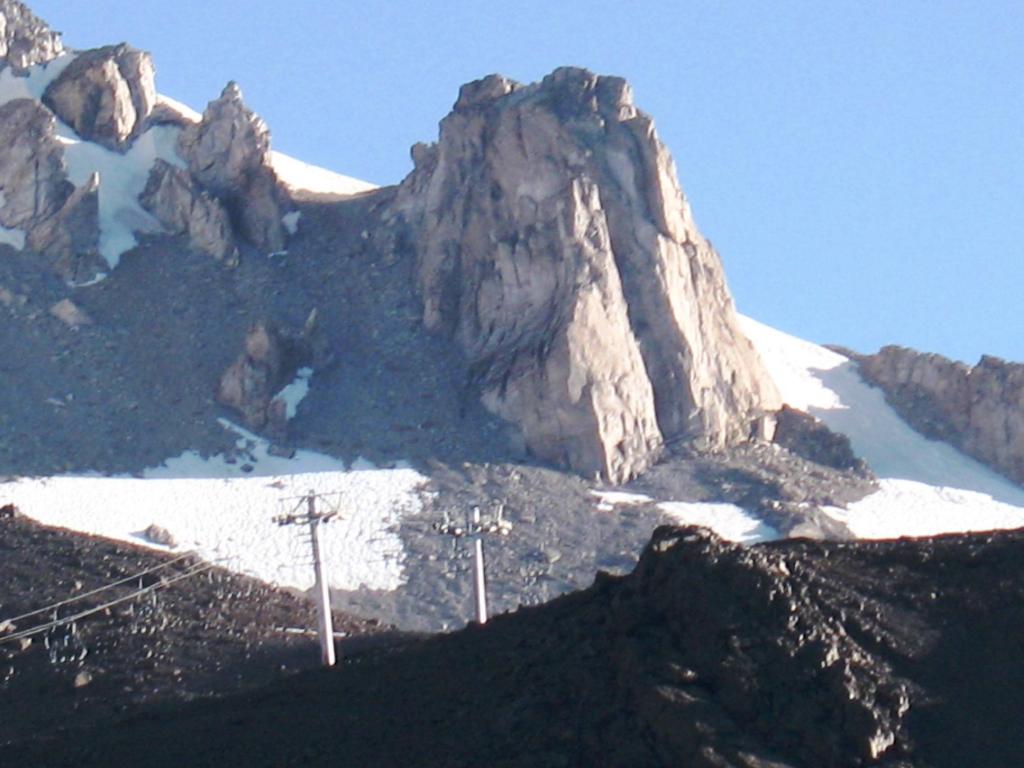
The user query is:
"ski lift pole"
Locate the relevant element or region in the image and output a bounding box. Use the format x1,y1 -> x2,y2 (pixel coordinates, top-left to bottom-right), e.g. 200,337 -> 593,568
275,489 -> 340,667
308,491 -> 336,667
471,508 -> 488,625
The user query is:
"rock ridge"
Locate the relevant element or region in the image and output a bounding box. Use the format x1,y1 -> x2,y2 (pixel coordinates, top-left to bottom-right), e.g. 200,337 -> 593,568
849,345 -> 1024,487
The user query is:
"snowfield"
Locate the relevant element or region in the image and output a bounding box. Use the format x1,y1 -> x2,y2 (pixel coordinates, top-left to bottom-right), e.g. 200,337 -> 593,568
740,316 -> 1024,537
4,422 -> 424,593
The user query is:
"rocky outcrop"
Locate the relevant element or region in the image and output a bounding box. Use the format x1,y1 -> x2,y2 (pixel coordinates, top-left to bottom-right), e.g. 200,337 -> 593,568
391,68 -> 779,482
42,44 -> 155,152
0,1 -> 64,72
0,98 -> 72,228
26,171 -> 104,282
772,404 -> 870,475
178,82 -> 287,253
851,345 -> 1024,487
216,322 -> 309,434
0,98 -> 106,279
140,160 -> 238,263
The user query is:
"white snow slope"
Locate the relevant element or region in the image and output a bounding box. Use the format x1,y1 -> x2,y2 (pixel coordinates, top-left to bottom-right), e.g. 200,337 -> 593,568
3,422 -> 423,593
740,316 -> 1024,538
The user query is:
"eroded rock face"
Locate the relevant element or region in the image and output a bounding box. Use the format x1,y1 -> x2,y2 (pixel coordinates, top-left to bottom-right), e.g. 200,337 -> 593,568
26,171 -> 104,282
216,322 -> 308,433
392,68 -> 779,482
0,98 -> 72,228
42,43 -> 156,152
0,1 -> 64,72
0,98 -> 106,279
178,82 -> 286,253
852,345 -> 1024,487
140,159 -> 238,264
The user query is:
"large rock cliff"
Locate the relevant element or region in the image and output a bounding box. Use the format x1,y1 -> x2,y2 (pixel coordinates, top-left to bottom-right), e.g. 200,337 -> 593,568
850,345 -> 1024,487
391,68 -> 779,482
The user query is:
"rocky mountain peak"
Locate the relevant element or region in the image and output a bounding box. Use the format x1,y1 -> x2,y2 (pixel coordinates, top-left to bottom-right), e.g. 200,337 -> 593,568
392,67 -> 780,483
0,0 -> 63,73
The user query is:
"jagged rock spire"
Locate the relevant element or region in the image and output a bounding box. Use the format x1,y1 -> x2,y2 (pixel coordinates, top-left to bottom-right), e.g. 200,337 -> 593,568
394,67 -> 780,482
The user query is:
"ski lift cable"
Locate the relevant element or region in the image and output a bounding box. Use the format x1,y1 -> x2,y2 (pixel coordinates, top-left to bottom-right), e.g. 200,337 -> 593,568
0,551 -> 200,627
0,560 -> 219,646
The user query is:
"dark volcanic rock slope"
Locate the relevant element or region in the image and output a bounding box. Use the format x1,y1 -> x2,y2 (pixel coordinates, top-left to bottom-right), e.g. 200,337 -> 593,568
0,515 -> 386,748
10,525 -> 1024,767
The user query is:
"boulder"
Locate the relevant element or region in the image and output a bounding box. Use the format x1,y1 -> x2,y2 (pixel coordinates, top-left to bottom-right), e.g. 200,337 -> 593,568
391,68 -> 780,482
42,43 -> 156,152
772,405 -> 870,475
0,0 -> 64,73
178,81 -> 287,252
851,345 -> 1024,487
216,322 -> 309,430
48,298 -> 92,328
0,98 -> 72,229
139,159 -> 238,264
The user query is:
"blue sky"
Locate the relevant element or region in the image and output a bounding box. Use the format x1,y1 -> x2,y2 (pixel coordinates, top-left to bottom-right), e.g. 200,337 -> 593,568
32,1 -> 1023,363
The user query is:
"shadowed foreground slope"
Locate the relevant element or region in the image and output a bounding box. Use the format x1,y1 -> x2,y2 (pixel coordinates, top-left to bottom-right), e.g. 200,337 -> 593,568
10,525 -> 1024,768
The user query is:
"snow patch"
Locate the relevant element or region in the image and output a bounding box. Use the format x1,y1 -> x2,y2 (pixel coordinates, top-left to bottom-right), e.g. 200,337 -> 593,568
274,367 -> 313,420
6,422 -> 428,593
0,224 -> 25,250
270,151 -> 377,197
282,210 -> 301,235
155,93 -> 201,122
57,123 -> 184,270
659,502 -> 779,544
590,489 -> 652,511
0,53 -> 75,107
824,479 -> 1024,539
6,469 -> 421,592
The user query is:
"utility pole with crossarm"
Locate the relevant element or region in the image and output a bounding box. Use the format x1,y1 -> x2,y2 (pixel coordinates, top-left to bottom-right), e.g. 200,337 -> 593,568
274,490 -> 339,667
436,504 -> 512,625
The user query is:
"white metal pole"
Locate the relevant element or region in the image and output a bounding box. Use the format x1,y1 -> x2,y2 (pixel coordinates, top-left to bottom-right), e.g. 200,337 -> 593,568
473,536 -> 488,625
308,492 -> 336,667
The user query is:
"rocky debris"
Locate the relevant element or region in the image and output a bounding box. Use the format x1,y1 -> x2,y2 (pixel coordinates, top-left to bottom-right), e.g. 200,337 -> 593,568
849,345 -> 1024,487
139,159 -> 238,263
19,525 -> 1024,767
0,0 -> 64,72
391,68 -> 779,483
216,321 -> 310,432
0,502 -> 18,518
48,297 -> 92,327
772,404 -> 871,475
0,98 -> 73,229
42,43 -> 156,152
178,81 -> 288,253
